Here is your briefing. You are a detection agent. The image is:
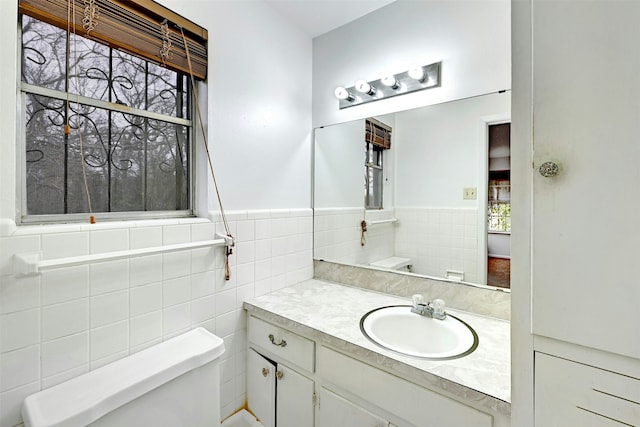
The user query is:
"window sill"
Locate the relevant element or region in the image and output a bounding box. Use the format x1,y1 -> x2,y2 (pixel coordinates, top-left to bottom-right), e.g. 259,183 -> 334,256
488,230 -> 511,235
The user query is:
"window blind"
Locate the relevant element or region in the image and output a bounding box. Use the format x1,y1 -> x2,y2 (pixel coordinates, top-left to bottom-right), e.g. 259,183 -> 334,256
365,118 -> 392,149
19,0 -> 208,80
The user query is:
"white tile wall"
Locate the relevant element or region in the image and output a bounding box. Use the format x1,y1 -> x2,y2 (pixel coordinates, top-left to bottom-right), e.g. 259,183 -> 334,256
314,207 -> 396,267
90,229 -> 129,254
0,345 -> 39,392
41,266 -> 89,306
41,232 -> 89,260
130,255 -> 163,287
395,207 -> 479,283
41,299 -> 89,341
41,333 -> 88,378
0,209 -> 313,426
314,207 -> 480,282
90,260 -> 129,295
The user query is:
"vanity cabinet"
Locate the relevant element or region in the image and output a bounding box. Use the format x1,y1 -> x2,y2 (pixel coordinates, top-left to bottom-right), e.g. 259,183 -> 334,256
247,317 -> 315,427
246,312 -> 506,427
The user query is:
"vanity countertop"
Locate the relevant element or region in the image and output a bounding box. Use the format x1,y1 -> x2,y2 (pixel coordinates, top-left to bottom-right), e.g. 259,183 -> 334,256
244,279 -> 511,416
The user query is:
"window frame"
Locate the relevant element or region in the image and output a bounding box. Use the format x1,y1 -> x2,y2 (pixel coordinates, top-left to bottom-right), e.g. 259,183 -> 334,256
17,14 -> 197,224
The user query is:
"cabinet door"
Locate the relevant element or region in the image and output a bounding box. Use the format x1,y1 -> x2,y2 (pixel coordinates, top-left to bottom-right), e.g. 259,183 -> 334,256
317,388 -> 388,427
276,364 -> 315,427
531,0 -> 640,359
247,349 -> 276,427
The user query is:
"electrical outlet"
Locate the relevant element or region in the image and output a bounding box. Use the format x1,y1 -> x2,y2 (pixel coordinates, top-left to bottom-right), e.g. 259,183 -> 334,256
463,187 -> 477,200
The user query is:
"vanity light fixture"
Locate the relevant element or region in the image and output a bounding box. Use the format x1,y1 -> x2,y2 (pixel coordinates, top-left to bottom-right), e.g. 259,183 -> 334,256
407,64 -> 427,82
334,61 -> 441,109
355,79 -> 377,96
381,75 -> 400,89
334,86 -> 355,101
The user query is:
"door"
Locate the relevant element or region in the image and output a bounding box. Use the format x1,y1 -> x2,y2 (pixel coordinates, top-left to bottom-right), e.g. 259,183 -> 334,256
531,1 -> 640,359
276,364 -> 315,427
487,122 -> 511,289
317,388 -> 388,427
247,348 -> 276,427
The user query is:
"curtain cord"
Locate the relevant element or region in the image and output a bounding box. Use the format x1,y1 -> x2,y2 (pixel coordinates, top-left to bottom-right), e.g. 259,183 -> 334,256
179,26 -> 234,280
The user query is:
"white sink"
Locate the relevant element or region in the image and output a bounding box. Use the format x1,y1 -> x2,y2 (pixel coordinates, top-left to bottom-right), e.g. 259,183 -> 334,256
360,305 -> 478,359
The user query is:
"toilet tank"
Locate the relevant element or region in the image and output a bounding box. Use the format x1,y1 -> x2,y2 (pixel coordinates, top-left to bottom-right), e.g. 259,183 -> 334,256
22,328 -> 225,427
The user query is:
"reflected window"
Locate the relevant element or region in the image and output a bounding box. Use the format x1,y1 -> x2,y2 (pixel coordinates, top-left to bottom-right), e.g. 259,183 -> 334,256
487,123 -> 511,232
21,16 -> 191,220
488,178 -> 511,231
364,119 -> 391,209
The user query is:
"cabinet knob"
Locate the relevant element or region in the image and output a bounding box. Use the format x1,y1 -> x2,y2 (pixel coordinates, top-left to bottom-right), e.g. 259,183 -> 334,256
276,370 -> 284,380
262,367 -> 269,377
268,334 -> 287,347
538,161 -> 559,177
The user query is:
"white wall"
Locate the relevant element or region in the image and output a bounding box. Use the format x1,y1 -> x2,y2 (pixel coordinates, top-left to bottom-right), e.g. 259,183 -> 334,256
312,0 -> 511,127
314,120 -> 365,209
395,92 -> 511,207
0,1 -> 313,426
314,112 -> 395,210
157,0 -> 313,212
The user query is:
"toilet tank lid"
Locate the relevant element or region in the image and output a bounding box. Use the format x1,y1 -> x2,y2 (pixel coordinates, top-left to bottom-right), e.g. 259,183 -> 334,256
370,257 -> 412,269
22,327 -> 225,427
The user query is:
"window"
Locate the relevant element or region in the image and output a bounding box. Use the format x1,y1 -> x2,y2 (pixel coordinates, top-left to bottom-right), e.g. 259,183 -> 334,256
21,16 -> 190,220
365,142 -> 384,209
364,119 -> 391,210
18,1 -> 208,222
488,178 -> 511,231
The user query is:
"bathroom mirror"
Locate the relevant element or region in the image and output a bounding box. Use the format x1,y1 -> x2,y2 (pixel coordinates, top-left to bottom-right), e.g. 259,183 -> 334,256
313,91 -> 511,290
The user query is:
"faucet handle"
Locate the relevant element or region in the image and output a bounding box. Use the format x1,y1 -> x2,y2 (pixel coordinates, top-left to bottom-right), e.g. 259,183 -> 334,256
412,294 -> 424,307
431,298 -> 446,319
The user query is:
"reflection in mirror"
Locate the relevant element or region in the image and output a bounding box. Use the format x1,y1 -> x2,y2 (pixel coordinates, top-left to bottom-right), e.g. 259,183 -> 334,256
313,91 -> 511,290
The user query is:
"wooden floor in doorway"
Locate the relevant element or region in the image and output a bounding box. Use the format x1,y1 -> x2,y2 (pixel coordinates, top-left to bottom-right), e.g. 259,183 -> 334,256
487,257 -> 510,289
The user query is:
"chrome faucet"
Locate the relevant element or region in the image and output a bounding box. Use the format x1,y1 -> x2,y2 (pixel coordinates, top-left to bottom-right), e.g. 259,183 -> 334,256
411,295 -> 447,320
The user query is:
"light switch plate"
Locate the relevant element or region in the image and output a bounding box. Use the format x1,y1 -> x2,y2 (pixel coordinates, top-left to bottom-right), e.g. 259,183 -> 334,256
463,187 -> 477,200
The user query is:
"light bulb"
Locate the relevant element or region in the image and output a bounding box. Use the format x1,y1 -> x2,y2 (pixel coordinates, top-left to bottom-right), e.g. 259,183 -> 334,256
408,64 -> 425,81
355,79 -> 376,95
334,86 -> 354,101
381,75 -> 399,89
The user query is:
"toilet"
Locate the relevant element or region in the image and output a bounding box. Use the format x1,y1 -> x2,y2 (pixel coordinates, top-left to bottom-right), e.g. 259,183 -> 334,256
22,328 -> 225,427
369,256 -> 412,271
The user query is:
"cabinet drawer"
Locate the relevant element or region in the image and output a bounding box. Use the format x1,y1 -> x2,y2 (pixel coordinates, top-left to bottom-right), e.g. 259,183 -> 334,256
535,352 -> 640,426
319,346 -> 492,427
248,316 -> 315,372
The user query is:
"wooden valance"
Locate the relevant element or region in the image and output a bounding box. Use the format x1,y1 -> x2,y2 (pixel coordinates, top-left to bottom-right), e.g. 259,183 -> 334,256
365,118 -> 392,149
19,0 -> 208,80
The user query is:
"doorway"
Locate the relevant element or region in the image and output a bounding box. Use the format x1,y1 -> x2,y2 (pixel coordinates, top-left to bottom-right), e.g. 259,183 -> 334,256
487,123 -> 511,288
